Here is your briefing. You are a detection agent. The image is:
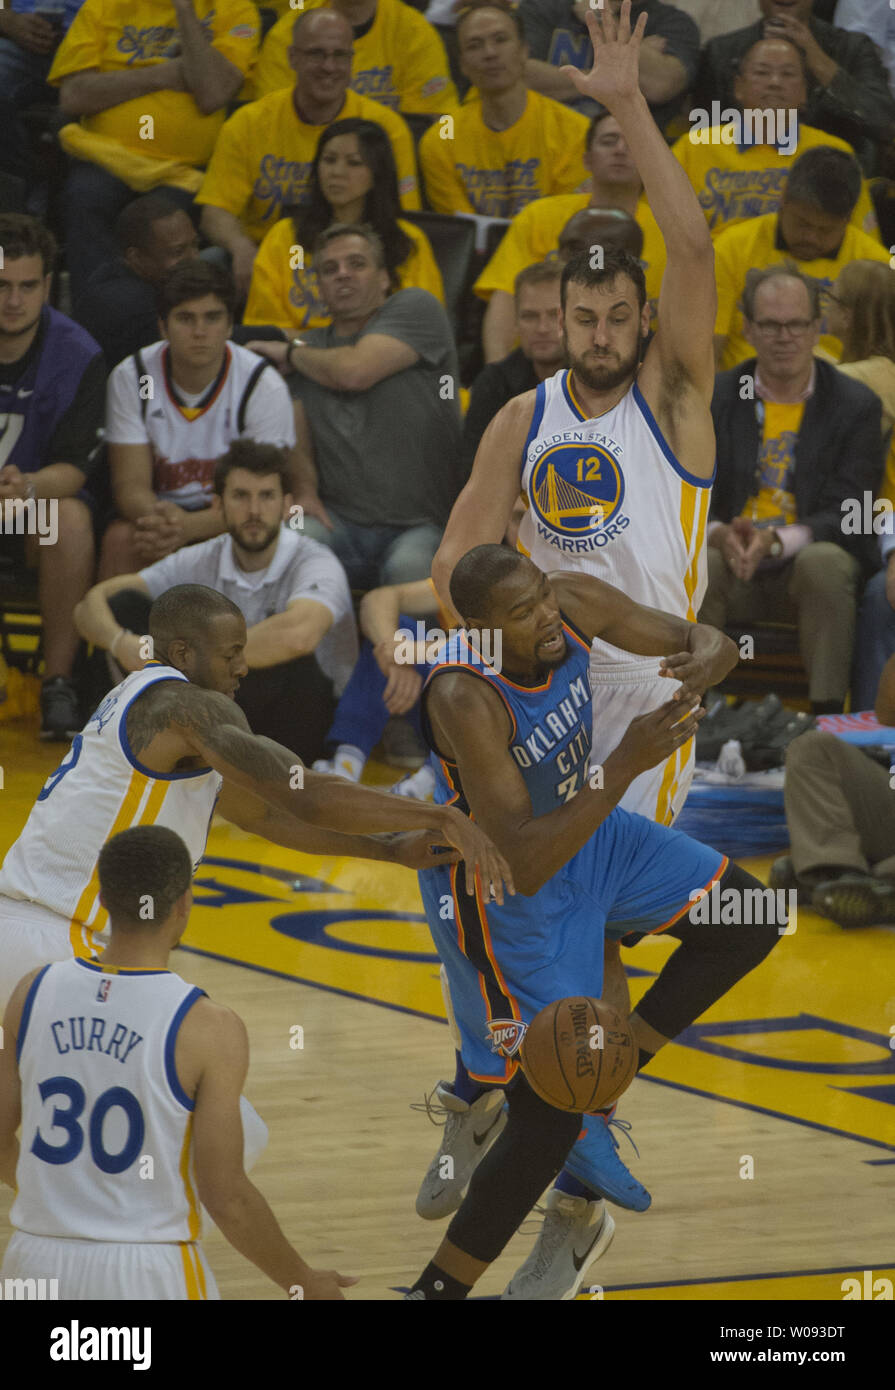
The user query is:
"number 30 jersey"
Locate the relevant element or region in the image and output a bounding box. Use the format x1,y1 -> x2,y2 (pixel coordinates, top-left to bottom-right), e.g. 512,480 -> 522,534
0,664 -> 222,953
12,957 -> 206,1243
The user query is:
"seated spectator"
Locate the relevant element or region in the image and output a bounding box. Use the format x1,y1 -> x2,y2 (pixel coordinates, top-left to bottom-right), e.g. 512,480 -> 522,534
557,207 -> 644,263
770,653 -> 895,927
0,214 -> 105,740
248,0 -> 458,113
834,0 -> 895,99
74,439 -> 357,760
418,0 -> 590,219
826,261 -> 895,709
195,8 -> 419,299
671,0 -> 761,44
673,36 -> 878,238
101,261 -> 296,578
463,261 -> 564,474
475,110 -> 666,362
699,263 -> 884,715
312,574 -> 449,796
0,0 -> 81,199
247,223 -> 463,590
72,193 -> 200,370
519,0 -> 699,131
694,0 -> 895,161
244,117 -> 442,334
47,0 -> 258,296
713,146 -> 889,369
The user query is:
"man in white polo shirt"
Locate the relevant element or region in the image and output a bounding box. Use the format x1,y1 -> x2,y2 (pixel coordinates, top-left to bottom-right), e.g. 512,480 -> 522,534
74,438 -> 357,761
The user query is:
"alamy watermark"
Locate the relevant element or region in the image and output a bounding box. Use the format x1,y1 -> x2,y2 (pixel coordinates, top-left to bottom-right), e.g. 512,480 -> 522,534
393,622 -> 503,672
689,881 -> 796,936
0,497 -> 57,545
688,103 -> 798,157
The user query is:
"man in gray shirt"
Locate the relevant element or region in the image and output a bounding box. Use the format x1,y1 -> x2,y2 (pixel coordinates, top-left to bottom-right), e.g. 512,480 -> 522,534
73,438 -> 358,761
248,222 -> 465,591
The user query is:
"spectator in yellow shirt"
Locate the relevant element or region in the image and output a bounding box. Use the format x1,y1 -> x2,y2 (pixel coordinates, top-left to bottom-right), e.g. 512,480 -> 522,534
48,0 -> 258,295
248,0 -> 457,114
475,109 -> 665,361
714,145 -> 890,369
418,0 -> 590,218
196,7 -> 419,297
672,36 -> 878,239
245,117 -> 442,333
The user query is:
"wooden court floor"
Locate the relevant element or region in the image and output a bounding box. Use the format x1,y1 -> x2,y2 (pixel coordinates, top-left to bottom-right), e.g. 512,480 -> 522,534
1,722 -> 893,1301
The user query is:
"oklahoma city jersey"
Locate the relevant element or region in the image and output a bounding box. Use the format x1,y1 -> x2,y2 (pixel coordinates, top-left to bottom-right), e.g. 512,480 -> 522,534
0,664 -> 222,952
517,370 -> 713,823
12,957 -> 206,1243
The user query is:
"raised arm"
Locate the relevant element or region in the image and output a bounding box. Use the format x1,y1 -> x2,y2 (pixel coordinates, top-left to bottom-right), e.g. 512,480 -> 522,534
427,670 -> 701,895
172,0 -> 245,114
431,390 -> 535,610
563,4 -> 716,420
552,571 -> 738,704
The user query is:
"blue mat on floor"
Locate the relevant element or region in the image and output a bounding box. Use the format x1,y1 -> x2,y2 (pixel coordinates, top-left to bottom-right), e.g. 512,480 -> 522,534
676,783 -> 788,858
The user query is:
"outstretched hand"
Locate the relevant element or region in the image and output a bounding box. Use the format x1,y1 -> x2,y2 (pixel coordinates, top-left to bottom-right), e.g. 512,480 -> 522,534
559,0 -> 647,108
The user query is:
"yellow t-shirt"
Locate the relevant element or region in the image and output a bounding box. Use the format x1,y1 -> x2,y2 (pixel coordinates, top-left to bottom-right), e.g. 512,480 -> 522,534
418,89 -> 591,218
244,214 -> 444,330
48,0 -> 259,168
195,85 -> 420,243
248,0 -> 457,113
672,123 -> 878,240
714,212 -> 892,369
740,401 -> 804,525
473,191 -> 666,327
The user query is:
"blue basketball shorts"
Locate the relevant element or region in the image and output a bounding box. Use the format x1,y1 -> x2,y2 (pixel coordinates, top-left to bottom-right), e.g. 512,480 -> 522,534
418,806 -> 726,1084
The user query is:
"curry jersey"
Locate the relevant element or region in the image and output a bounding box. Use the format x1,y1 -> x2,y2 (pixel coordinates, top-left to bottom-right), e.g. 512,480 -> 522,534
12,957 -> 206,1243
104,339 -> 294,511
517,370 -> 712,824
423,620 -> 593,818
0,664 -> 222,949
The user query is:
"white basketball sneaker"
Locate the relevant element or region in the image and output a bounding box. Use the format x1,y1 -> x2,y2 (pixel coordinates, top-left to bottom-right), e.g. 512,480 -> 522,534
501,1191 -> 615,1300
413,1082 -> 507,1219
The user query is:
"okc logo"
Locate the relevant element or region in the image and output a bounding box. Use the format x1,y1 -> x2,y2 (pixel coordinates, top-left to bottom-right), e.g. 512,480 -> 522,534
528,443 -> 624,545
486,1018 -> 527,1057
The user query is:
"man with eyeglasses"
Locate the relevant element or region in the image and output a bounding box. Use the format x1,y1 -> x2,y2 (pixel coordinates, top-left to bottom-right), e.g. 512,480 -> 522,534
196,7 -> 419,298
713,144 -> 888,370
699,261 -> 884,716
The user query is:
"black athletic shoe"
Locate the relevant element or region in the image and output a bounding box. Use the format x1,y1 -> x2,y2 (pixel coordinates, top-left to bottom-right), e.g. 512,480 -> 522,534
811,876 -> 895,929
39,676 -> 81,741
768,854 -> 819,906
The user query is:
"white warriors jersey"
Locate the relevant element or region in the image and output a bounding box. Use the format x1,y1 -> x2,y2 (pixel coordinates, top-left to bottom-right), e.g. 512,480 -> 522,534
0,664 -> 222,954
12,957 -> 207,1243
517,370 -> 713,822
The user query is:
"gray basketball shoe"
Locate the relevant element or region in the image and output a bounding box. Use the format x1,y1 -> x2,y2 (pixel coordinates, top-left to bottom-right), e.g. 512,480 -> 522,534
501,1191 -> 616,1300
414,1082 -> 507,1219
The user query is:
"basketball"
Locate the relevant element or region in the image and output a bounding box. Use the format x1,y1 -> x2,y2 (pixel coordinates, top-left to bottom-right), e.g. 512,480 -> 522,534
519,997 -> 638,1113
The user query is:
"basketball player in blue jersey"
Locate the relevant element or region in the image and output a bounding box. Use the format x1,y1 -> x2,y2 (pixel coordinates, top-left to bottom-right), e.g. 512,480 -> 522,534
0,583 -> 511,1013
407,546 -> 783,1300
0,825 -> 357,1300
418,0 -> 718,1224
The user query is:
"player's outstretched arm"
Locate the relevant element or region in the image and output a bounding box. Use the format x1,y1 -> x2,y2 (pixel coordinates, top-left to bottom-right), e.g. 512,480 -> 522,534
552,572 -> 738,704
428,672 -> 701,896
432,391 -> 536,614
142,683 -> 513,899
189,1001 -> 358,1299
563,2 -> 716,414
0,971 -> 38,1188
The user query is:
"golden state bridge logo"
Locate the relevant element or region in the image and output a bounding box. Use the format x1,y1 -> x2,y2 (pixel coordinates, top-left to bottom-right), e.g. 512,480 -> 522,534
527,441 -> 628,554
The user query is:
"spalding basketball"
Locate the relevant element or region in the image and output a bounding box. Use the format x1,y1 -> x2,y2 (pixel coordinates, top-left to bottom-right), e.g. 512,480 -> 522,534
519,997 -> 637,1113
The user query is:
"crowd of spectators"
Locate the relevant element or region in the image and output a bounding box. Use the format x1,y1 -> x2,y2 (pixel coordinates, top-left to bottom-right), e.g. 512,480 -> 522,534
2,0 -> 895,796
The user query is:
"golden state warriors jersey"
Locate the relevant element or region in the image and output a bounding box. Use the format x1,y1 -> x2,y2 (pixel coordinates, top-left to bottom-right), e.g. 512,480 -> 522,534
0,665 -> 222,952
12,958 -> 206,1243
519,371 -> 711,631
